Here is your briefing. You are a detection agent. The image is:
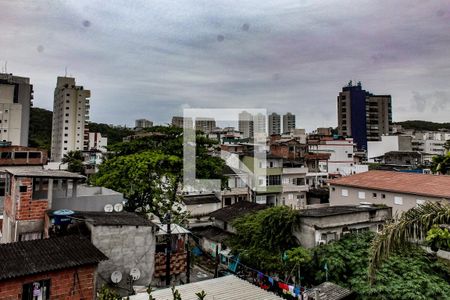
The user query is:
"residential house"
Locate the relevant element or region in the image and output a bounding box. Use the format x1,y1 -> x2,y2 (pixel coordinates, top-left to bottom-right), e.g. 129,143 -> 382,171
222,165 -> 250,207
182,193 -> 221,227
281,161 -> 309,209
269,138 -> 307,161
191,225 -> 232,259
367,135 -> 413,162
0,235 -> 107,299
328,170 -> 450,215
1,167 -> 124,243
45,211 -> 156,287
209,201 -> 266,234
295,205 -> 392,248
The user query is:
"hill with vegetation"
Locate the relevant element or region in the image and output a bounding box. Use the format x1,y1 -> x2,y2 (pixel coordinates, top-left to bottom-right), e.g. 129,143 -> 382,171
28,107 -> 134,152
395,120 -> 450,131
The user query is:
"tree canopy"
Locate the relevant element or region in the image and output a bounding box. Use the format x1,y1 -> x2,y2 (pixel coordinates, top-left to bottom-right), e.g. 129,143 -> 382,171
92,126 -> 226,220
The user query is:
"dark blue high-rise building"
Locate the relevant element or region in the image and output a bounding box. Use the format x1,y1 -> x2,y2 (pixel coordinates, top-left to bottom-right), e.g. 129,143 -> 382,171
337,82 -> 392,151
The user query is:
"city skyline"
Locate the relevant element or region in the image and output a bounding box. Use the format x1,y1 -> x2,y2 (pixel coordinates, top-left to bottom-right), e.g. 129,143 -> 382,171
1,1 -> 450,130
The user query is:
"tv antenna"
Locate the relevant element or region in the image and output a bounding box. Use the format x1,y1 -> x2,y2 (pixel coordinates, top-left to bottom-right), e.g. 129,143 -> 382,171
65,66 -> 68,77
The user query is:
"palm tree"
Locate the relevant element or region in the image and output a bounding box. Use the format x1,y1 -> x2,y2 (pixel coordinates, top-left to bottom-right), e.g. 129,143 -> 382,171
368,201 -> 450,282
61,150 -> 84,173
431,152 -> 450,175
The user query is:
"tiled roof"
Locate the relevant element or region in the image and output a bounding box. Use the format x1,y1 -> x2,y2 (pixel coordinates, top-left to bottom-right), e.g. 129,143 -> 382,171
130,275 -> 284,300
209,201 -> 266,222
328,170 -> 450,199
182,194 -> 221,205
0,236 -> 107,280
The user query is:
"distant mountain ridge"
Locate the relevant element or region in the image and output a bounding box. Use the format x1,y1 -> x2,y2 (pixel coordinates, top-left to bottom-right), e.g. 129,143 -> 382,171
28,107 -> 134,152
394,120 -> 450,131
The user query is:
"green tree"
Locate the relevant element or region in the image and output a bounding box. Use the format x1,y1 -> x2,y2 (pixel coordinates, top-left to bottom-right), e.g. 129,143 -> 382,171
431,152 -> 450,175
228,206 -> 303,272
426,225 -> 450,252
369,202 -> 450,280
61,150 -> 84,173
93,126 -> 226,219
97,285 -> 121,300
311,232 -> 450,300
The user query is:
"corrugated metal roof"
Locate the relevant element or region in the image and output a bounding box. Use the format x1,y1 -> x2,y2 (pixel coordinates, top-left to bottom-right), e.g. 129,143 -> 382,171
129,275 -> 284,300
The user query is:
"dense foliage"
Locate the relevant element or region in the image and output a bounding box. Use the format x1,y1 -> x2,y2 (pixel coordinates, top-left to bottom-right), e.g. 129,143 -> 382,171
28,107 -> 134,153
93,126 -> 226,220
395,120 -> 450,131
432,151 -> 450,175
29,107 -> 53,151
311,232 -> 450,300
61,150 -> 84,173
228,206 -> 306,272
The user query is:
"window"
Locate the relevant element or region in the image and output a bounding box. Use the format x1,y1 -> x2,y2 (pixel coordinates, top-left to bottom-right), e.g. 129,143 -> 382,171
65,120 -> 68,123
341,189 -> 348,197
14,152 -> 27,159
22,279 -> 50,300
394,196 -> 403,205
66,107 -> 69,109
64,133 -> 68,137
381,194 -> 386,199
0,177 -> 5,196
331,187 -> 335,191
416,199 -> 425,207
28,152 -> 41,159
65,113 -> 69,116
65,127 -> 68,130
19,185 -> 27,193
266,175 -> 281,186
372,192 -> 377,198
32,178 -> 49,200
347,153 -> 352,158
358,191 -> 366,199
224,197 -> 232,206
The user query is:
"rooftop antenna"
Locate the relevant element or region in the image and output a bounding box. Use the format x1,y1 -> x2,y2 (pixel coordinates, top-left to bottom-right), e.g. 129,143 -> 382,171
64,66 -> 67,77
4,61 -> 7,73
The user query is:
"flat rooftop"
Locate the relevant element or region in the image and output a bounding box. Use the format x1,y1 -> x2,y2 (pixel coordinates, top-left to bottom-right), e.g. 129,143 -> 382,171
328,170 -> 450,199
4,167 -> 85,179
298,205 -> 387,218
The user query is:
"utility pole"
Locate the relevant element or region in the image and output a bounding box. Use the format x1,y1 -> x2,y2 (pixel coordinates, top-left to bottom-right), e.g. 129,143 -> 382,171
186,241 -> 191,283
165,213 -> 172,286
214,244 -> 219,278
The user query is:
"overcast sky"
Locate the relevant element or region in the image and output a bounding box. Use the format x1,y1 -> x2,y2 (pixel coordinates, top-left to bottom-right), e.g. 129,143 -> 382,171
1,0 -> 450,130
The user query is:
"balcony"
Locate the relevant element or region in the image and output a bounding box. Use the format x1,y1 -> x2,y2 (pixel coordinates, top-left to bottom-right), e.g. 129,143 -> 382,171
282,167 -> 308,175
282,184 -> 309,193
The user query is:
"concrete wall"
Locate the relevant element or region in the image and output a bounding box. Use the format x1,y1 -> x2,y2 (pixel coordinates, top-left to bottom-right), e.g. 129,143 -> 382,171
329,185 -> 448,215
185,202 -> 221,217
89,223 -> 156,286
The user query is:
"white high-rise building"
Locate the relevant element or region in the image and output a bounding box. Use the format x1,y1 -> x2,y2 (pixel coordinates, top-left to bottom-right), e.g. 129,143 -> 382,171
51,77 -> 90,162
0,73 -> 33,146
283,113 -> 296,133
268,113 -> 281,135
135,118 -> 153,129
238,111 -> 254,139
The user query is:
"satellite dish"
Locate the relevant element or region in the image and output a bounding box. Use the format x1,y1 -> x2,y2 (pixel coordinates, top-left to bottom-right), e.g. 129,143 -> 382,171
111,271 -> 122,283
130,268 -> 141,281
114,203 -> 123,212
104,204 -> 113,213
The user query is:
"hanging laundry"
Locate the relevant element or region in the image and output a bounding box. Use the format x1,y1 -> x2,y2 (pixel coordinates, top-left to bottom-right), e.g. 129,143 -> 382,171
268,277 -> 274,285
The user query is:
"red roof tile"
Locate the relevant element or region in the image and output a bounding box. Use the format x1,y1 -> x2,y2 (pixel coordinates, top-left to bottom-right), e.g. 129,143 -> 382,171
328,170 -> 450,199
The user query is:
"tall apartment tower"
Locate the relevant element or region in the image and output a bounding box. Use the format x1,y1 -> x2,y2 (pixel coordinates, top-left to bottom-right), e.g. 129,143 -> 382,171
268,113 -> 281,135
135,118 -> 153,129
238,111 -> 254,139
283,113 -> 296,133
171,116 -> 193,128
0,73 -> 33,146
51,77 -> 90,162
195,118 -> 216,133
337,81 -> 392,150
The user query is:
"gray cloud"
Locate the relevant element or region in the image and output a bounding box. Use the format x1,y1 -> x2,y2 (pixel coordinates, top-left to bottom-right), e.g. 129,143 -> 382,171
1,0 -> 450,130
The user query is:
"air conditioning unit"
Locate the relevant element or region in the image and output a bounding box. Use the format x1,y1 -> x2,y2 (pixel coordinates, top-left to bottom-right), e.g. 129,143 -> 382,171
318,240 -> 326,246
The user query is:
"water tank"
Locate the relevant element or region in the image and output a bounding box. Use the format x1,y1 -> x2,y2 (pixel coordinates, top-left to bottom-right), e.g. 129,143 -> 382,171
53,209 -> 75,225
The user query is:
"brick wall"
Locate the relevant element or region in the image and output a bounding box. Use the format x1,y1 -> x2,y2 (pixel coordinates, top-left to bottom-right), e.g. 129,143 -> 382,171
154,252 -> 187,277
0,265 -> 97,300
12,178 -> 49,221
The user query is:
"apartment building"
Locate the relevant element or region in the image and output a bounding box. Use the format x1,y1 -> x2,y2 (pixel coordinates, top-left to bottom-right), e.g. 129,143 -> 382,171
412,131 -> 450,157
238,111 -> 254,139
337,82 -> 392,150
329,170 -> 450,215
195,117 -> 216,133
0,73 -> 33,146
367,135 -> 413,162
268,112 -> 281,135
135,118 -> 153,129
50,77 -> 90,162
282,112 -> 295,133
171,116 -> 193,128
